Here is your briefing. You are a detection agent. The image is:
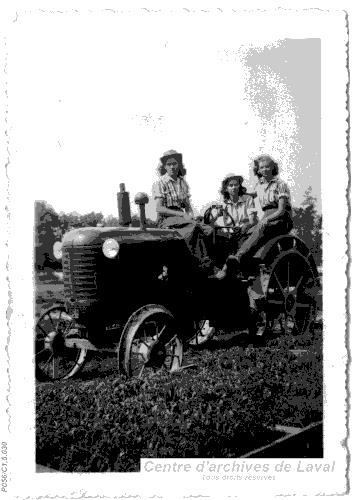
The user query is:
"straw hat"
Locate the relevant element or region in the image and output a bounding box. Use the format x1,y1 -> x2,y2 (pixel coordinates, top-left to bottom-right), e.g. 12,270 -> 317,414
160,149 -> 183,165
222,173 -> 244,185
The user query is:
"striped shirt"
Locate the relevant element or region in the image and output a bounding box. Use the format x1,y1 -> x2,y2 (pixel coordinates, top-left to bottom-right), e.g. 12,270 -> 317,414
254,177 -> 292,210
152,173 -> 190,210
222,195 -> 257,228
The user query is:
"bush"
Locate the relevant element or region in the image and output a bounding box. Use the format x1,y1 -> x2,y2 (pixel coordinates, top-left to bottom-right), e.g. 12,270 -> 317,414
293,187 -> 322,267
36,343 -> 322,472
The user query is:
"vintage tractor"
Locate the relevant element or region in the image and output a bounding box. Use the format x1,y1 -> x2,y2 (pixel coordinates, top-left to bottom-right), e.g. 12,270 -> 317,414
35,186 -> 319,381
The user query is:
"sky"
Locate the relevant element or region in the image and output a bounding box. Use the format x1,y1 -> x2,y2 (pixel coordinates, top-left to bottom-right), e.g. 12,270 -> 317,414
7,11 -> 320,221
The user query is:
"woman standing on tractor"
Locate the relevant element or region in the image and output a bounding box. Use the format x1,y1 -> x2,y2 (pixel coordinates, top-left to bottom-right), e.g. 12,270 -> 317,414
152,149 -> 214,273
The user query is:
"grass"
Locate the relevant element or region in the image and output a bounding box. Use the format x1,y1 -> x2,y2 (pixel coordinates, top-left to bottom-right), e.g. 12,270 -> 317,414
35,272 -> 323,471
35,272 -> 65,312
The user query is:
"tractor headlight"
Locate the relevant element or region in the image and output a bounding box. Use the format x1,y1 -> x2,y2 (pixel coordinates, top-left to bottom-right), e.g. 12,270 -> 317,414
102,239 -> 120,259
53,241 -> 63,260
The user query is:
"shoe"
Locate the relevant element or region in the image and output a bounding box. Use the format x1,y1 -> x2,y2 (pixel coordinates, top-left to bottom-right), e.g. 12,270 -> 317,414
208,263 -> 228,280
226,254 -> 241,271
158,266 -> 168,281
255,324 -> 266,337
213,268 -> 228,280
210,256 -> 242,280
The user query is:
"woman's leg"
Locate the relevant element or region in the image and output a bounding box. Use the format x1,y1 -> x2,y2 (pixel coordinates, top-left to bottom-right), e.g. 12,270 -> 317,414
213,218 -> 290,280
240,218 -> 291,333
236,218 -> 289,263
161,218 -> 214,273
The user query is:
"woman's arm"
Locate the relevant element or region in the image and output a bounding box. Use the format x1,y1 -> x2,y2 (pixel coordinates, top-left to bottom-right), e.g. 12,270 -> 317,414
247,196 -> 259,226
183,198 -> 194,217
153,179 -> 192,219
249,212 -> 259,226
156,198 -> 192,219
260,197 -> 288,226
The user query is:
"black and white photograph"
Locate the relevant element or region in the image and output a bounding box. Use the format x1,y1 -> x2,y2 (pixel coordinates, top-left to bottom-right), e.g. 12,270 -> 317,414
0,3 -> 350,499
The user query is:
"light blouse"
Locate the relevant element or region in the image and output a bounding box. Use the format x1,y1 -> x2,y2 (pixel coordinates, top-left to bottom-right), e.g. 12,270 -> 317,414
254,177 -> 292,210
215,194 -> 257,229
152,173 -> 190,210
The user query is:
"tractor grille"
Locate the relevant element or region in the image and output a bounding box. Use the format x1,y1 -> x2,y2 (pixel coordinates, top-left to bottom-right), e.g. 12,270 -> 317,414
62,246 -> 101,301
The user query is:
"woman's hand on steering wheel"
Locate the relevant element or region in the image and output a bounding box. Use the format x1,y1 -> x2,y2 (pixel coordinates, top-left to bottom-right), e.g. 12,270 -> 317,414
203,205 -> 235,228
203,205 -> 222,225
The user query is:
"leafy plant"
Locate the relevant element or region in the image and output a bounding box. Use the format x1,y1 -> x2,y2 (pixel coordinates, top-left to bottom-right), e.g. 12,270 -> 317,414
36,341 -> 322,472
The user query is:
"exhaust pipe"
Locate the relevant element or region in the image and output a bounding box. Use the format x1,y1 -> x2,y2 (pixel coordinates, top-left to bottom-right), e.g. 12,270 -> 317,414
117,183 -> 132,226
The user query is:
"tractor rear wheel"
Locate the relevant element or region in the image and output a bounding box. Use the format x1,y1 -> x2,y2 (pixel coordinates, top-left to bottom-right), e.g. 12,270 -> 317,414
251,249 -> 318,340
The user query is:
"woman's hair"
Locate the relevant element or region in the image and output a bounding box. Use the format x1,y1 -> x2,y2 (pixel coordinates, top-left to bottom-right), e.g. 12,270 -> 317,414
220,175 -> 247,202
157,153 -> 187,177
253,154 -> 279,178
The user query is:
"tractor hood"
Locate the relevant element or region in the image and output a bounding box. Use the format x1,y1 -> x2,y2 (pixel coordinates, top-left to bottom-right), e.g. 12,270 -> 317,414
62,226 -> 182,247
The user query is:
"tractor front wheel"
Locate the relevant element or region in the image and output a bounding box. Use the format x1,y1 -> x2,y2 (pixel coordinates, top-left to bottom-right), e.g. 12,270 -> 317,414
118,304 -> 183,378
35,305 -> 87,381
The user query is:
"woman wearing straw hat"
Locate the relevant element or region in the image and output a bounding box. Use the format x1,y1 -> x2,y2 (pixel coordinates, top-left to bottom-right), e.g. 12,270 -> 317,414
217,173 -> 258,234
212,173 -> 258,279
152,149 -> 214,273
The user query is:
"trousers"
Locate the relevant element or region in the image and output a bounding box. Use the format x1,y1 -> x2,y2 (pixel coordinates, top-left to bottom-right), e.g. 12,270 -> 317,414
236,210 -> 293,263
158,216 -> 214,272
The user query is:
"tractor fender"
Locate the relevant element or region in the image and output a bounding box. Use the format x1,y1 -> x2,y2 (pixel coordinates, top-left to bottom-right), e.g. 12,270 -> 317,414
253,234 -> 318,275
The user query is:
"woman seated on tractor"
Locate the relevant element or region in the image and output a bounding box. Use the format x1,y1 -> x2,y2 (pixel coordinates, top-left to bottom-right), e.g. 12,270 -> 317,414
152,149 -> 214,274
215,173 -> 258,239
216,154 -> 293,279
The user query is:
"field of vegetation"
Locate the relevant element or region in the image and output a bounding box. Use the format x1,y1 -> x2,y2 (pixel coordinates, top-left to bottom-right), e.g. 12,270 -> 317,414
35,273 -> 323,472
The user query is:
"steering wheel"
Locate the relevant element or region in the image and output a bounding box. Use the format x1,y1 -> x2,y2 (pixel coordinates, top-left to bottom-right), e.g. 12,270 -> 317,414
203,205 -> 236,228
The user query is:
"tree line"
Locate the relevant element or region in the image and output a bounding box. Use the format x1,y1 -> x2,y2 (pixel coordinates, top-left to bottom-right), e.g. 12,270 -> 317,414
34,206 -> 158,270
34,187 -> 322,270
